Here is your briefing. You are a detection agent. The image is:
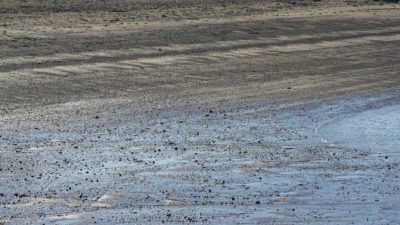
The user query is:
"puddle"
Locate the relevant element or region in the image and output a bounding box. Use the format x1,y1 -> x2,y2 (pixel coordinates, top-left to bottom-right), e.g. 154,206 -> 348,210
318,104 -> 400,153
38,214 -> 83,225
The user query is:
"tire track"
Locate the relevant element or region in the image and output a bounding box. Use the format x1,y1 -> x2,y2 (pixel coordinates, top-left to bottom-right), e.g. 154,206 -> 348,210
1,28 -> 400,77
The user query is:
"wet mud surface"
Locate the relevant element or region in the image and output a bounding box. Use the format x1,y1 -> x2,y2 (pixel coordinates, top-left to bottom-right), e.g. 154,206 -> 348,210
2,91 -> 400,225
319,103 -> 400,152
1,0 -> 400,224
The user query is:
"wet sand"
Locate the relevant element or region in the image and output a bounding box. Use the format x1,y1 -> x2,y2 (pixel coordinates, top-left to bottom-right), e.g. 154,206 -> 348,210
1,0 -> 400,224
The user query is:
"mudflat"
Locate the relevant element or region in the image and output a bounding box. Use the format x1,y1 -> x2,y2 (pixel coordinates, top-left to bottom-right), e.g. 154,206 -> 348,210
1,0 -> 400,224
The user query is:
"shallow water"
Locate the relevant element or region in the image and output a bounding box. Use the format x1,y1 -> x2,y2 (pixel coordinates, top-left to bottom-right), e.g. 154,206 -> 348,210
319,104 -> 400,153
